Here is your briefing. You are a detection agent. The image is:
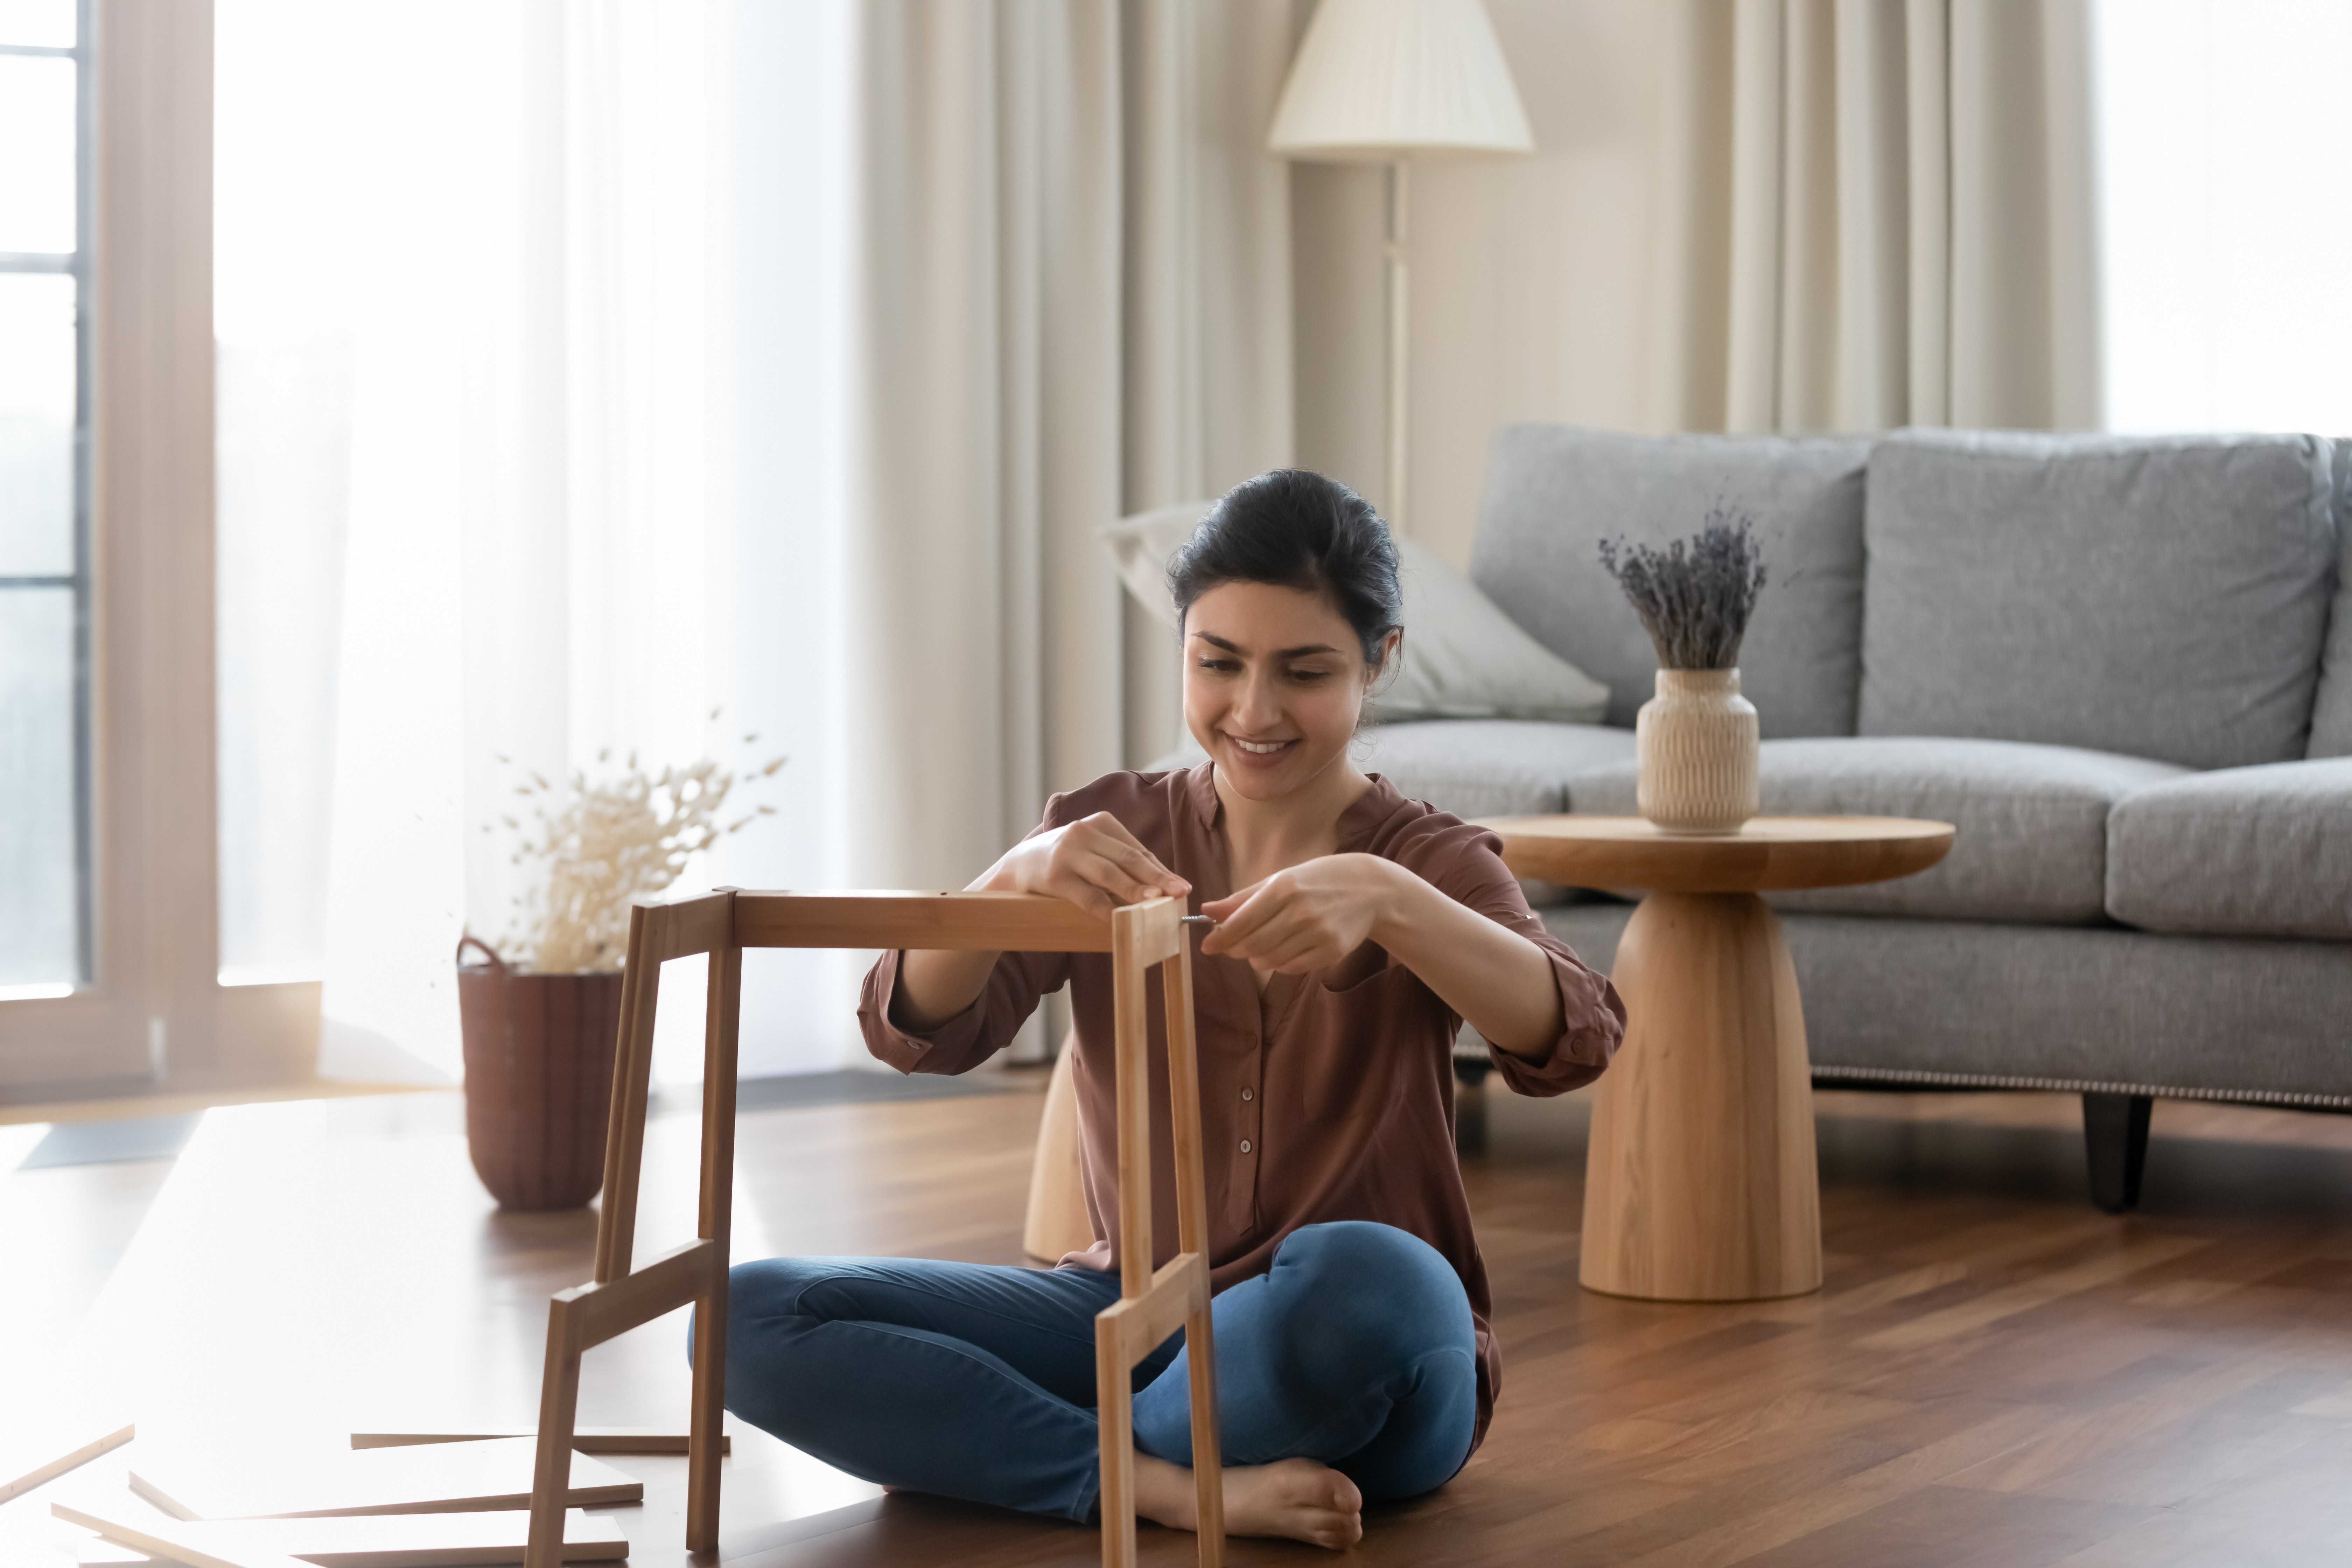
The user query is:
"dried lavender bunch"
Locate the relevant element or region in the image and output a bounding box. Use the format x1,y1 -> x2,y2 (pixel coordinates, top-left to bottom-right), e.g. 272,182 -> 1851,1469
1597,505 -> 1768,671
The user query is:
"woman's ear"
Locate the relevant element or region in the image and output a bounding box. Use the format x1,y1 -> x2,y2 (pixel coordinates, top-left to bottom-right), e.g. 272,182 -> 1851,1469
1367,629 -> 1404,689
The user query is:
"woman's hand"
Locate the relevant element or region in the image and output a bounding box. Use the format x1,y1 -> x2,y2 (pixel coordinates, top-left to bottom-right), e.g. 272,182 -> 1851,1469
978,812 -> 1190,917
1198,853 -> 1400,975
897,813 -> 1186,1036
1203,853 -> 1568,1058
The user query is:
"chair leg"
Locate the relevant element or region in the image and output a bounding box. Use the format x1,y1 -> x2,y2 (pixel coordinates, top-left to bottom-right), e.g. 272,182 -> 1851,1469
686,927 -> 741,1553
2083,1092 -> 2152,1213
1184,1297 -> 1224,1567
524,1298 -> 584,1568
686,1274 -> 727,1552
1097,1320 -> 1137,1568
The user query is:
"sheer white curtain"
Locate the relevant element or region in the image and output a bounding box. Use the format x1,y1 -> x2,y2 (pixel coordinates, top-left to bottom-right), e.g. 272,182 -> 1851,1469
218,0 -> 1298,1086
217,0 -> 856,1084
2092,0 -> 2352,436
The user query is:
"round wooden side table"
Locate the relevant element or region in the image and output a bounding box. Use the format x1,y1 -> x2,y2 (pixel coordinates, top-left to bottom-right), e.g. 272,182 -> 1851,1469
1480,815 -> 1955,1303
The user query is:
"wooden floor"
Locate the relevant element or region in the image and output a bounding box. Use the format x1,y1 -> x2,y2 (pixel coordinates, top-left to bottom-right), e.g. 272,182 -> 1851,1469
4,1077 -> 2350,1565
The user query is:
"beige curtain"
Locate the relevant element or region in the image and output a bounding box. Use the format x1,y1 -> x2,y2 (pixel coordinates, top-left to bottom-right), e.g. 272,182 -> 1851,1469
1645,0 -> 2101,434
1120,1 -> 1298,765
845,1 -> 1295,899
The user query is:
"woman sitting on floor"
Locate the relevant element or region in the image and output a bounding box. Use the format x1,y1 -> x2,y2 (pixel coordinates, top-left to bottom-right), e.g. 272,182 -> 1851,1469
719,469 -> 1625,1550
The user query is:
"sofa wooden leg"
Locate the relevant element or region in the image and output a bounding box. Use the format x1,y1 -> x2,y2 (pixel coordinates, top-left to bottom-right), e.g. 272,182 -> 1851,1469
2082,1092 -> 2152,1213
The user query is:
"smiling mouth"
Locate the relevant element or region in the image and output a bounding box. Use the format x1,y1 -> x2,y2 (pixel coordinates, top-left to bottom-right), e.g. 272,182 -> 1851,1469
1230,736 -> 1295,755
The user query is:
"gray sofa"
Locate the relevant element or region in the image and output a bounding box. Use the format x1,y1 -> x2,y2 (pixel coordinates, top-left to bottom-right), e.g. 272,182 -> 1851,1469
1368,425 -> 2352,1211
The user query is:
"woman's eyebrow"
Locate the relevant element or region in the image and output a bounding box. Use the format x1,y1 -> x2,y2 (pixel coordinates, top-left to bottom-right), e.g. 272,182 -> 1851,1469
1189,631 -> 1341,659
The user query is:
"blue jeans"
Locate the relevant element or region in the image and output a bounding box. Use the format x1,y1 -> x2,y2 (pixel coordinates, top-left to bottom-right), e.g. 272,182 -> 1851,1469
710,1220 -> 1478,1523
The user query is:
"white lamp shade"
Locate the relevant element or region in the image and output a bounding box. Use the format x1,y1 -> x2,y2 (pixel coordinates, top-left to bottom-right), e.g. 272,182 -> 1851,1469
1268,0 -> 1534,162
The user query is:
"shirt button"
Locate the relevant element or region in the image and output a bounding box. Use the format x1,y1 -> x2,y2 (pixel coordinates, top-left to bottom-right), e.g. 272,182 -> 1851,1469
1240,1087 -> 1254,1101
1239,1139 -> 1253,1154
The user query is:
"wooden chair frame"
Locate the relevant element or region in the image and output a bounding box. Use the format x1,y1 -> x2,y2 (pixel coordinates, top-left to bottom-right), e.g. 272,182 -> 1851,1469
523,890 -> 1224,1568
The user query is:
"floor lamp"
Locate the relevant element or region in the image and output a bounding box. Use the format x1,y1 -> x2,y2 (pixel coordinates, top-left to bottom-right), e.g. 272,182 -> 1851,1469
1269,0 -> 1534,534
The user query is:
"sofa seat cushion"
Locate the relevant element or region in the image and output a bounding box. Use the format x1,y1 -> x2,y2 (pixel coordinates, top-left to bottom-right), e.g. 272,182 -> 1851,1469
1357,720 -> 1636,820
2107,760 -> 2352,939
1565,737 -> 2188,922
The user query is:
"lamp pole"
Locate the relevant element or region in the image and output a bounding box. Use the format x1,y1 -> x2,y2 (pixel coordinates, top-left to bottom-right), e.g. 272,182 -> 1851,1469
1386,159 -> 1411,534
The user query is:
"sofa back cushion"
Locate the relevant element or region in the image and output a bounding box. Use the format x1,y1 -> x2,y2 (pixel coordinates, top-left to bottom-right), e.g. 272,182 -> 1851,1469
1470,425 -> 1869,737
1859,430 -> 2339,770
2309,437 -> 2352,758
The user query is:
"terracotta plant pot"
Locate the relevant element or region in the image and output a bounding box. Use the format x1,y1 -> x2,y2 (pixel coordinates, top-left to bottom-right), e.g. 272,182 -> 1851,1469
456,935 -> 623,1211
1636,667 -> 1760,834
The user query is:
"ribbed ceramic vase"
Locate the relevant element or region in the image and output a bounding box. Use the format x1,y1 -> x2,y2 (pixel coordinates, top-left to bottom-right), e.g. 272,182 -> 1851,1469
1636,668 -> 1760,834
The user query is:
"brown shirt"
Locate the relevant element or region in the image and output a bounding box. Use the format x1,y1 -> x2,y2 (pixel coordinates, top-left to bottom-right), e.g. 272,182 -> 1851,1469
858,763 -> 1625,1449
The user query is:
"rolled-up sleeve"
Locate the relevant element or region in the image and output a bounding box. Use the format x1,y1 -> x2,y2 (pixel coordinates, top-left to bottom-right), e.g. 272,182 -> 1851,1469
1483,919 -> 1624,1095
1422,825 -> 1626,1097
855,791 -> 1082,1076
857,945 -> 1069,1076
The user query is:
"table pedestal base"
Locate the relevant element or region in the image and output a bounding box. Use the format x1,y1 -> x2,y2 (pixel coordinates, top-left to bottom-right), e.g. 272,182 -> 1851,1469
1580,891 -> 1822,1302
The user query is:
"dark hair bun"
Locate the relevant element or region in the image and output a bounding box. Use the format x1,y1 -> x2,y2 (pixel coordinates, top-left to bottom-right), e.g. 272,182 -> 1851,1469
1167,469 -> 1402,666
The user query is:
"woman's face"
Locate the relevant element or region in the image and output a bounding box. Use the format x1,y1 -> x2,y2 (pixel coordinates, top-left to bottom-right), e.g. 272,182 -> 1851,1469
1182,580 -> 1392,803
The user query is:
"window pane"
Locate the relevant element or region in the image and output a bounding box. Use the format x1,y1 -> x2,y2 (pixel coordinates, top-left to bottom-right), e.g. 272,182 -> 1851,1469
0,0 -> 74,48
0,273 -> 77,576
0,56 -> 78,254
2095,0 -> 2352,435
0,585 -> 80,987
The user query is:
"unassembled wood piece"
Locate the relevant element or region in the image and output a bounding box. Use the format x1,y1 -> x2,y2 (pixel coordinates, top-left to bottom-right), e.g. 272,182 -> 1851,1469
523,890 -> 1224,1568
132,1437 -> 640,1521
50,1498 -> 311,1568
59,1501 -> 627,1567
0,1420 -> 134,1504
351,1427 -> 726,1456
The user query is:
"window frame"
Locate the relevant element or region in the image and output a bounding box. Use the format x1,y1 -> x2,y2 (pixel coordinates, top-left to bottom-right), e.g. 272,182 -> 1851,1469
0,0 -> 318,1099
0,2 -> 94,995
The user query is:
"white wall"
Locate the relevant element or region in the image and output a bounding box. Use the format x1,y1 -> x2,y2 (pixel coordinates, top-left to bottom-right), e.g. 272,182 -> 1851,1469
1293,0 -> 1664,571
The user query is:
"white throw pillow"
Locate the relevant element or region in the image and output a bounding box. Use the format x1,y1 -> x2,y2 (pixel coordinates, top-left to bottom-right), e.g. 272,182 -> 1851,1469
1095,500 -> 1611,724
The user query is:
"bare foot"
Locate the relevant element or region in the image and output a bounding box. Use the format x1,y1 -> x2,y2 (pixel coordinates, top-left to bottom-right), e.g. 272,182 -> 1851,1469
1134,1453 -> 1364,1550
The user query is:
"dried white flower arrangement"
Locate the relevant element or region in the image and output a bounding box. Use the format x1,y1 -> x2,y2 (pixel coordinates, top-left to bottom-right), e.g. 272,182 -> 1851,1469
485,723 -> 786,974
